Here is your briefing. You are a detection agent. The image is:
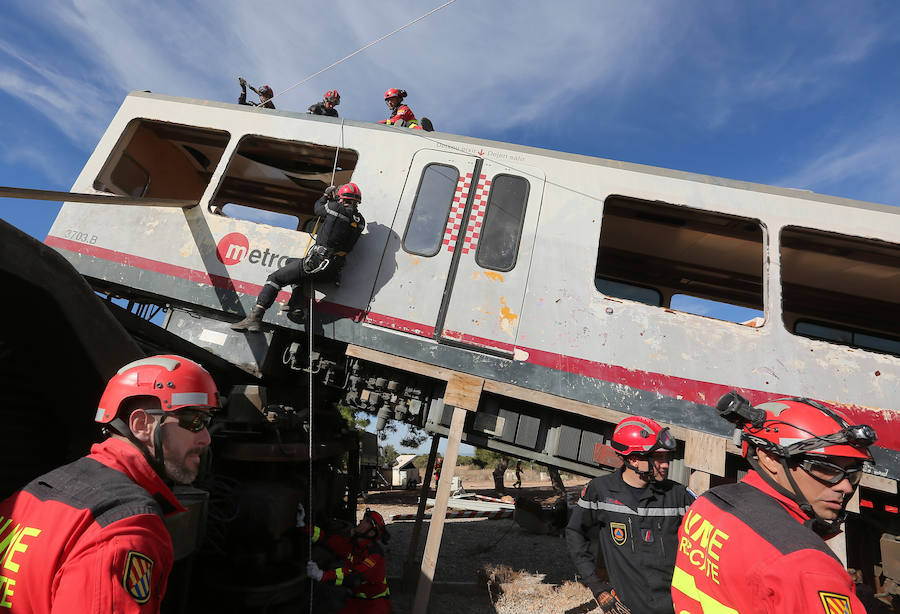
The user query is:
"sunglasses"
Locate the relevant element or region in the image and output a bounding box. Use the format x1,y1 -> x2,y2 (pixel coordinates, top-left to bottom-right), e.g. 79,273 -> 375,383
797,456 -> 864,486
149,409 -> 213,433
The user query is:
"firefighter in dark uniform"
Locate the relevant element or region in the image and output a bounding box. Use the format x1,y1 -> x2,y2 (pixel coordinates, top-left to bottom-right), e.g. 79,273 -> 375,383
231,182 -> 365,332
0,355 -> 218,613
237,76 -> 275,109
302,507 -> 392,614
567,416 -> 694,614
671,393 -> 876,613
308,89 -> 340,117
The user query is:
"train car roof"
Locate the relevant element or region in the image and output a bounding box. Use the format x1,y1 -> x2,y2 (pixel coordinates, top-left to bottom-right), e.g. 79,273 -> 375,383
126,90 -> 899,217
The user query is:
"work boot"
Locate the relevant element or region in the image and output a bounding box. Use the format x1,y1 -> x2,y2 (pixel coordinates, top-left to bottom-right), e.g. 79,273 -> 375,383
286,306 -> 307,325
231,306 -> 265,332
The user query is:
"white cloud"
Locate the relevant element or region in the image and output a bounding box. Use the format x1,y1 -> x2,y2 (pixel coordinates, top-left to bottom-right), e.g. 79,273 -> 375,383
775,119 -> 900,206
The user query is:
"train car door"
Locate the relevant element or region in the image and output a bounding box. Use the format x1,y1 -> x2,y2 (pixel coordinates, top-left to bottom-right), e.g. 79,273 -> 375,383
365,150 -> 480,337
435,160 -> 545,355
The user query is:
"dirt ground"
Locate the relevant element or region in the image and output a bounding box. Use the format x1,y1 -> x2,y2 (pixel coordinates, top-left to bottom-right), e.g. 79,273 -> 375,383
359,471 -> 602,613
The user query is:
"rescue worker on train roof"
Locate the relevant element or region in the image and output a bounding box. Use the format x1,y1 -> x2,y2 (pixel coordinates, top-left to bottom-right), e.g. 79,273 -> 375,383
377,88 -> 433,131
566,416 -> 695,614
237,76 -> 275,109
308,89 -> 340,117
300,504 -> 392,614
230,182 -> 366,332
0,355 -> 218,613
671,393 -> 878,614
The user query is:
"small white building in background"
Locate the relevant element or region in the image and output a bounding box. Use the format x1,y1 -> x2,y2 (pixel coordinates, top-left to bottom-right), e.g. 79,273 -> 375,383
392,454 -> 421,489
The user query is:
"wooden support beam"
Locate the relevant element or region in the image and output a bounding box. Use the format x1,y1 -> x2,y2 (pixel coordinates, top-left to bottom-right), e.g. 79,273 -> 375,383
689,470 -> 711,496
412,406 -> 466,614
403,435 -> 441,586
685,431 -> 727,476
444,372 -> 483,412
0,186 -> 197,208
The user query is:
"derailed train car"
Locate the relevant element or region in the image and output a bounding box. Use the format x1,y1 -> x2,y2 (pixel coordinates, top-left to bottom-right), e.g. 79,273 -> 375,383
5,90 -> 900,606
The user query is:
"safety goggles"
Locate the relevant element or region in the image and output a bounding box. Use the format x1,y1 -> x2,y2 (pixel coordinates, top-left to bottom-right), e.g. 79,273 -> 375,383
149,409 -> 213,433
650,427 -> 677,454
797,456 -> 864,486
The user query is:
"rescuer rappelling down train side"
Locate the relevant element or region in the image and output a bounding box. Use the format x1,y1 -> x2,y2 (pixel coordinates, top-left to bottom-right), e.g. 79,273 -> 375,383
230,183 -> 366,332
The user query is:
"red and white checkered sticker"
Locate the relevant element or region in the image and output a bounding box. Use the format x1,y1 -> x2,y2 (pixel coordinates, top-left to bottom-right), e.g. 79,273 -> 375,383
461,175 -> 490,255
441,173 -> 472,253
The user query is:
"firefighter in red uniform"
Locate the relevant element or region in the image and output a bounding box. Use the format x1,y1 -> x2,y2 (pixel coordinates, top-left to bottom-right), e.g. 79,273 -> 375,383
378,88 -> 422,129
302,507 -> 392,613
0,355 -> 218,613
567,416 -> 694,614
671,392 -> 876,613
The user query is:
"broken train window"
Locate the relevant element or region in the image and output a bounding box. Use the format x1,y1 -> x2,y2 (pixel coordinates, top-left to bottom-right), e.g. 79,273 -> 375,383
781,226 -> 900,356
595,196 -> 765,324
94,119 -> 230,200
210,135 -> 359,231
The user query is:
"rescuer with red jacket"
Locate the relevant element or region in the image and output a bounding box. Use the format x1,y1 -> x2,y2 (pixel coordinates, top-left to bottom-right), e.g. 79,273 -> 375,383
0,355 -> 218,613
378,88 -> 423,129
566,416 -> 695,614
671,392 -> 876,613
302,506 -> 392,614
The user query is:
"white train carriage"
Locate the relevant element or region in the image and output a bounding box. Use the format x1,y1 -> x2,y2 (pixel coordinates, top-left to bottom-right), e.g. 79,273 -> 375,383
47,92 -> 899,475
38,90 -> 900,596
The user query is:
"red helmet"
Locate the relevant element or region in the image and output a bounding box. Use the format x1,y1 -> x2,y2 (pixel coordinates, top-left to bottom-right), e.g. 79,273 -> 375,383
384,88 -> 405,101
95,355 -> 219,424
324,89 -> 340,104
259,85 -> 274,98
731,396 -> 876,461
336,182 -> 362,203
611,416 -> 675,457
363,508 -> 386,539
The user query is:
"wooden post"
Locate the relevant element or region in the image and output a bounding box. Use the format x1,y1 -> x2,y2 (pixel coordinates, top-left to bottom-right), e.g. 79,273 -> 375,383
403,435 -> 441,585
412,405 -> 467,614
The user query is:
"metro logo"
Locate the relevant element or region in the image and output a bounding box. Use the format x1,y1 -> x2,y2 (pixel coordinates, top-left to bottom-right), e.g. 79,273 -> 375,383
217,232 -> 250,265
214,232 -> 296,269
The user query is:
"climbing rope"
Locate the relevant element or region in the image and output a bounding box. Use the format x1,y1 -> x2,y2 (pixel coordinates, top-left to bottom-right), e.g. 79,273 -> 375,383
306,116 -> 346,613
264,0 -> 457,108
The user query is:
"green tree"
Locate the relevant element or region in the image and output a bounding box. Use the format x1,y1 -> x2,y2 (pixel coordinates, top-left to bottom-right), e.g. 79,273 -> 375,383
381,444 -> 399,467
472,447 -> 505,469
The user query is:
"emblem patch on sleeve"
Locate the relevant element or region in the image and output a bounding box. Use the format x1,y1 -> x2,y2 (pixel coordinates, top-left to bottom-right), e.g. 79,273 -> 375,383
123,551 -> 154,604
610,522 -> 627,546
818,591 -> 852,614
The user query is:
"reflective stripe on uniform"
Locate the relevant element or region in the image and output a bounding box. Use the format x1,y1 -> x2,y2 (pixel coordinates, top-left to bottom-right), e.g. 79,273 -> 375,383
311,526 -> 321,542
671,566 -> 738,614
354,587 -> 390,599
325,208 -> 351,222
577,498 -> 689,516
334,568 -> 345,586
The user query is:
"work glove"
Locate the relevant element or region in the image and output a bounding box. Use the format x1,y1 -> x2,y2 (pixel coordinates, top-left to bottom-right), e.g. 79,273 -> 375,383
296,503 -> 305,528
306,560 -> 324,582
585,578 -> 631,613
325,185 -> 337,199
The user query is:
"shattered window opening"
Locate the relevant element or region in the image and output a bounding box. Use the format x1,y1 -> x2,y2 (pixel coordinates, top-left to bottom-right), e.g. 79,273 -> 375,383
595,195 -> 765,325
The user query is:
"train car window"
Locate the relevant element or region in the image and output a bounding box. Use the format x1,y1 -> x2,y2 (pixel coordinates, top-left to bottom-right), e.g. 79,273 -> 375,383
210,135 -> 358,231
595,196 -> 765,323
94,119 -> 230,200
475,175 -> 530,271
782,227 -> 900,356
403,163 -> 460,256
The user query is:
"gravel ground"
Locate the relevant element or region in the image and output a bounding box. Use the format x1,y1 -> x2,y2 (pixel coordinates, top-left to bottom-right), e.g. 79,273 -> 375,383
360,478 -> 597,613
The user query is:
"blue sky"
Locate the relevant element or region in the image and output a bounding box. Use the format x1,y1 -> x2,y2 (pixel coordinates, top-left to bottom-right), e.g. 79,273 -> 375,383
2,1 -> 899,454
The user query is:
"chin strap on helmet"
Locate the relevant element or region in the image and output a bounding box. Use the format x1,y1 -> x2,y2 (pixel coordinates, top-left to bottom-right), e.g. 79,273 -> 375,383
104,416 -> 169,481
622,456 -> 658,483
744,446 -> 844,536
